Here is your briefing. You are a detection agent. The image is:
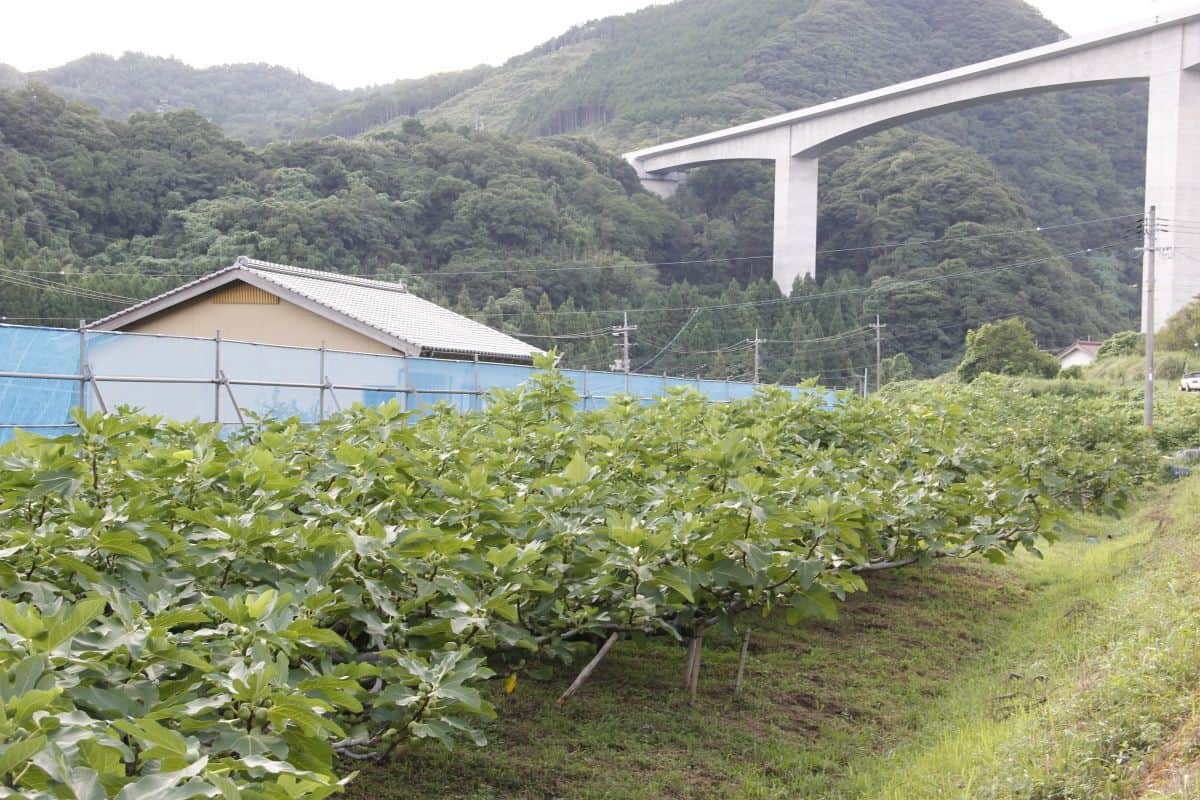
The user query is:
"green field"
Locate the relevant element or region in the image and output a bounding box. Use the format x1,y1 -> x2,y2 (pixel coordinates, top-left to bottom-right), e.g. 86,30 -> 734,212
353,479 -> 1200,799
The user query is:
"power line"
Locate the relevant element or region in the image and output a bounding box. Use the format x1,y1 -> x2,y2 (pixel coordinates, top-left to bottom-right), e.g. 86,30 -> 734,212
633,312 -> 873,365
634,339 -> 754,355
503,327 -> 615,340
414,214 -> 1143,277
2,211 -> 1144,283
811,213 -> 1142,256
486,237 -> 1139,318
760,327 -> 872,345
635,309 -> 697,371
0,270 -> 134,304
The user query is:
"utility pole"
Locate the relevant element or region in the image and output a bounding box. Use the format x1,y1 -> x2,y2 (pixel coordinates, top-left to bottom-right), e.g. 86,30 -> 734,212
612,312 -> 637,373
862,366 -> 868,398
1144,205 -> 1157,429
752,328 -> 762,384
870,315 -> 886,393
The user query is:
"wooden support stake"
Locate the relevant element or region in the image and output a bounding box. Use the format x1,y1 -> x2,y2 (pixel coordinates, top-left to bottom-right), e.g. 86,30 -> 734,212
734,629 -> 752,697
688,632 -> 704,703
556,632 -> 619,706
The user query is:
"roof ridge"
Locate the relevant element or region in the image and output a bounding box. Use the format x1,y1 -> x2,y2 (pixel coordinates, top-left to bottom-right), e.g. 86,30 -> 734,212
234,256 -> 408,294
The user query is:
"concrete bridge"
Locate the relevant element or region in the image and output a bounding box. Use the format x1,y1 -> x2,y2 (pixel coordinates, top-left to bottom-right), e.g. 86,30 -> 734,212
624,9 -> 1200,329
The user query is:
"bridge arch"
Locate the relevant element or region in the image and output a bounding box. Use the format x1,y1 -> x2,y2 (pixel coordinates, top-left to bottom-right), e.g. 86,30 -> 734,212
625,11 -> 1200,329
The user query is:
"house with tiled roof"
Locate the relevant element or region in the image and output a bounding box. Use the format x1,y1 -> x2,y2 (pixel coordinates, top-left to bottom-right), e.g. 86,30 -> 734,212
88,256 -> 542,364
1055,339 -> 1103,369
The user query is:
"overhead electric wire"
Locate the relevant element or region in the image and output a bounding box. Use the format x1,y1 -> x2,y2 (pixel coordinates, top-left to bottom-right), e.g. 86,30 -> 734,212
3,211 -> 1144,283
487,236 -> 1140,319
634,326 -> 871,365
504,327 -> 616,340
0,270 -> 134,304
634,339 -> 754,355
809,212 -> 1143,256
6,274 -> 134,303
0,220 -> 1144,375
635,309 -> 702,371
760,326 -> 872,345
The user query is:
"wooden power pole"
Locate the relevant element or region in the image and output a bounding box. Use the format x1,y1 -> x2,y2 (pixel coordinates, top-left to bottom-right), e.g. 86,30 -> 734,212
1144,205 -> 1157,429
870,315 -> 886,392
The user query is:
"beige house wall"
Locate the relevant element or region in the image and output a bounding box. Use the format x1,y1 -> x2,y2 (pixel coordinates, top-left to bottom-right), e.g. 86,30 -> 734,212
123,288 -> 398,355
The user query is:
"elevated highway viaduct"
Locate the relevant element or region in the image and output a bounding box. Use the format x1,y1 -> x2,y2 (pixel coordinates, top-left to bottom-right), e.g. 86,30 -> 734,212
625,9 -> 1200,329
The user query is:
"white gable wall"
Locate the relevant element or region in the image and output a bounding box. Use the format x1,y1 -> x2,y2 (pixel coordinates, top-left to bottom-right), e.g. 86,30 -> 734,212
1059,348 -> 1098,369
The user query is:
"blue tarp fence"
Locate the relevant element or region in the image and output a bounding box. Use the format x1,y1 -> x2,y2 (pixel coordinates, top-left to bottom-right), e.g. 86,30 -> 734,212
0,324 -> 816,441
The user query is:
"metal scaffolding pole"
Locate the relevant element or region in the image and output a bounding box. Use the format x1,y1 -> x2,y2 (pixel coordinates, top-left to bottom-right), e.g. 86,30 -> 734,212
214,330 -> 222,423
77,321 -> 86,414
402,356 -> 411,413
473,353 -> 481,412
318,341 -> 326,422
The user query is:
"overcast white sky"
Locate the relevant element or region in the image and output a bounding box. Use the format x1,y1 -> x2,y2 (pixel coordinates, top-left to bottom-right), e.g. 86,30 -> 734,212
1,0 -> 1191,89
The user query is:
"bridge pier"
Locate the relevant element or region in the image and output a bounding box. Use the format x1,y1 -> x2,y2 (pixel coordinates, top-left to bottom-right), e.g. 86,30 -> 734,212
1144,62 -> 1200,330
773,157 -> 820,293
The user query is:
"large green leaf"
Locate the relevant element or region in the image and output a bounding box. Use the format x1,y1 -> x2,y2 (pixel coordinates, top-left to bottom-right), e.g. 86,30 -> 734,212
0,734 -> 47,779
44,596 -> 107,651
0,599 -> 45,641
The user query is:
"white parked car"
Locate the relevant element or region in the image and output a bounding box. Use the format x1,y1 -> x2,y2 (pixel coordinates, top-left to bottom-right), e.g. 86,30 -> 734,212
1181,371 -> 1200,392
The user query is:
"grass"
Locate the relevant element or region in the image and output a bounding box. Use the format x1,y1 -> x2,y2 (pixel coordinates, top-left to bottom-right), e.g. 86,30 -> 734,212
415,41 -> 606,134
346,480 -> 1200,799
847,482 -> 1200,799
1085,351 -> 1193,387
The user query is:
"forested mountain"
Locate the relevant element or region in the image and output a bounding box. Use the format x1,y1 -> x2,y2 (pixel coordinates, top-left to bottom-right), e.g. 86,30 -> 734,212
0,82 -> 1131,382
23,54 -> 344,144
0,64 -> 23,90
11,0 -> 1147,252
411,0 -> 1144,259
0,0 -> 1154,381
422,0 -> 1056,142
5,54 -> 499,146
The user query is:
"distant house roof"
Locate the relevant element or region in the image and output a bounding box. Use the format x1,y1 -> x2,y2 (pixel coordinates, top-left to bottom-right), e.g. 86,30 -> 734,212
1055,339 -> 1103,360
88,256 -> 544,364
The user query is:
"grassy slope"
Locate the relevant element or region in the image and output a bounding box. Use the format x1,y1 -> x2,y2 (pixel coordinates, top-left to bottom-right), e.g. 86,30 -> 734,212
1088,353 -> 1196,387
415,41 -> 607,134
347,480 -> 1200,799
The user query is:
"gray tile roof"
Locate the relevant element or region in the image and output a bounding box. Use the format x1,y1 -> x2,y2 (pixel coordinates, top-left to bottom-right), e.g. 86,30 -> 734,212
90,256 -> 544,363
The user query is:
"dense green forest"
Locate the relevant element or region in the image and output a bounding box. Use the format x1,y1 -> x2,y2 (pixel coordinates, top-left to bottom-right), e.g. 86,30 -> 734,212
7,0 -> 1147,250
0,0 -> 1151,382
14,54 -> 344,144
0,84 -> 1132,382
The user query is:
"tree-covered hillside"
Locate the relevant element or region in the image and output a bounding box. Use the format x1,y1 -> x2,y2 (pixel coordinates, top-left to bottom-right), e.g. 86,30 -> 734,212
11,0 -> 1150,237
11,0 -> 1146,330
476,0 -> 1055,142
420,0 -> 1144,259
0,85 -> 1134,382
26,53 -> 344,144
0,64 -> 23,90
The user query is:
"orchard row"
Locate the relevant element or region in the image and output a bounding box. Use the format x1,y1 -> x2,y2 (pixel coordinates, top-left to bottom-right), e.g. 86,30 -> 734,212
0,371 -> 1160,797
